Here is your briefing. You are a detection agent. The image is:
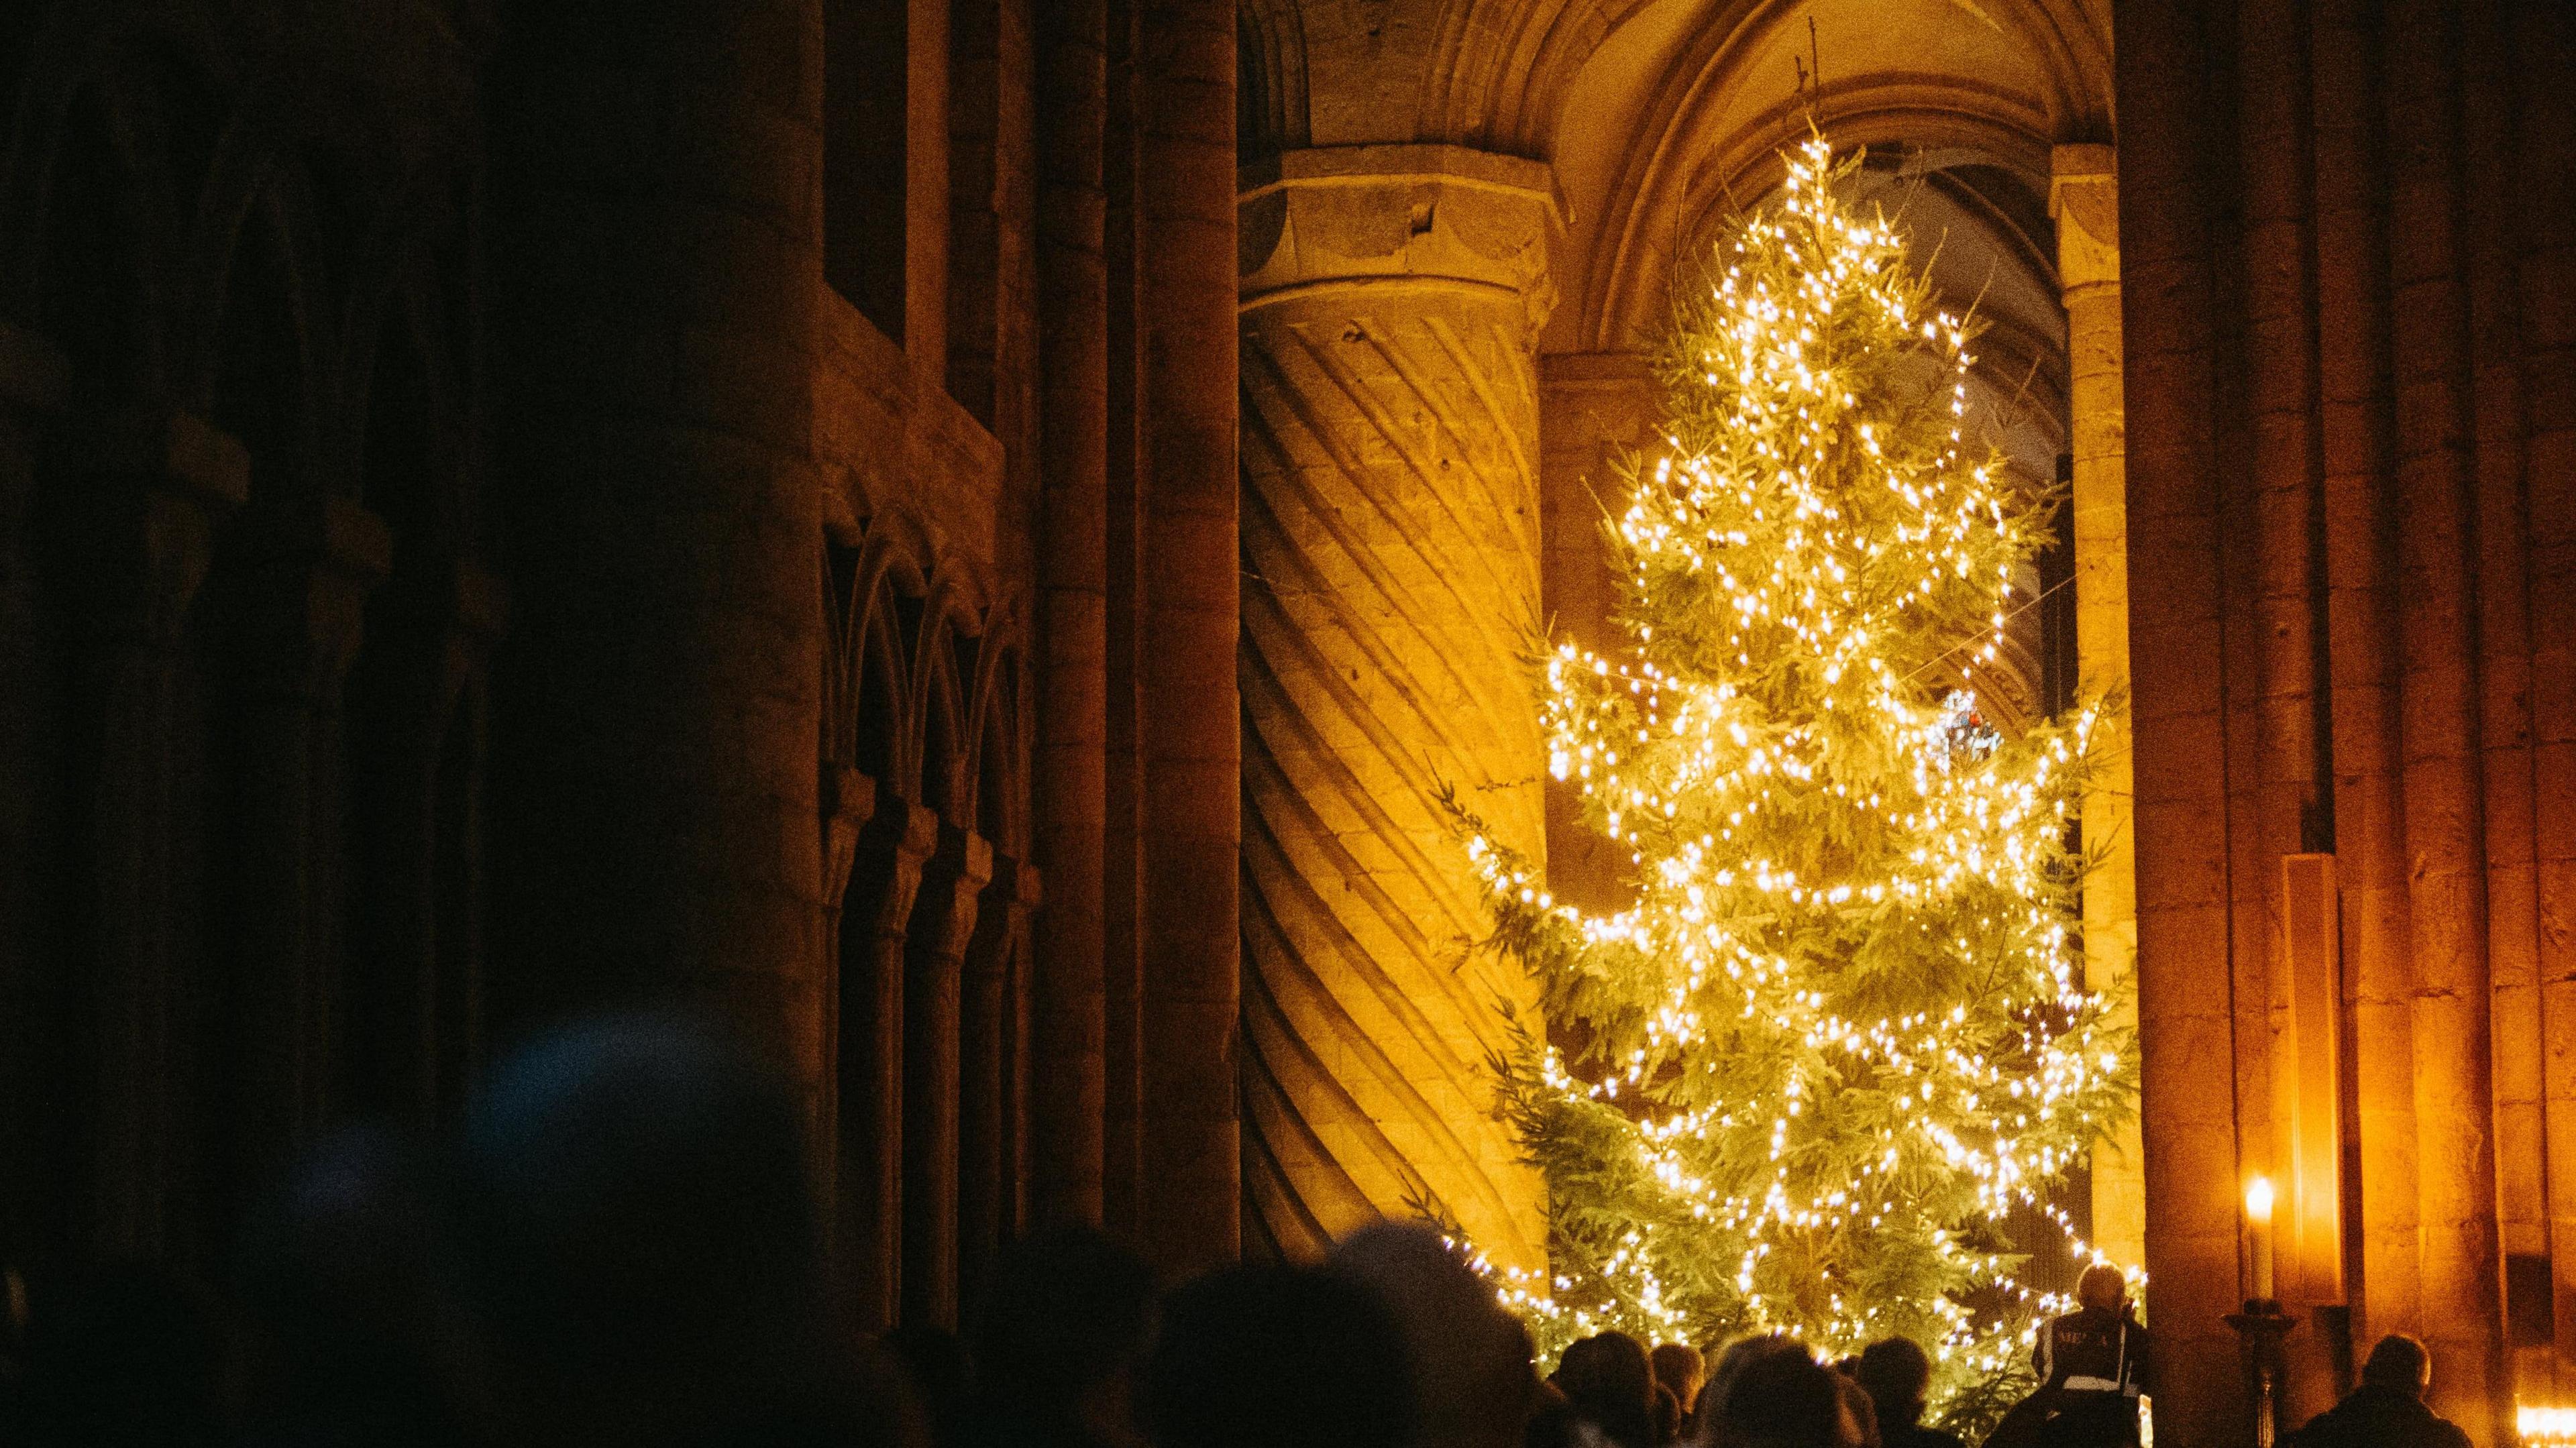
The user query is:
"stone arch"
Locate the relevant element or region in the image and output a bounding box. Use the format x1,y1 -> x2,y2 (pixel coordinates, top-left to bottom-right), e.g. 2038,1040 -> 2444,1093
1238,0 -> 1309,156
960,608 -> 1025,857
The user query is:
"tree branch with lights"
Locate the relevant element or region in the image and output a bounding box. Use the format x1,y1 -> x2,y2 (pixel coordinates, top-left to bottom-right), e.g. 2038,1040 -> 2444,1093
1453,137 -> 2137,1426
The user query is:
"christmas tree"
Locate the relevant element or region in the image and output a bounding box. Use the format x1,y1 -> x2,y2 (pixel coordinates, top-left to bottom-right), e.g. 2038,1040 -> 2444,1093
1452,137 -> 2134,1416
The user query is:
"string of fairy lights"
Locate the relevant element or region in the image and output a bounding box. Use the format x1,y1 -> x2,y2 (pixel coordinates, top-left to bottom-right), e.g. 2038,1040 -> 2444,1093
1452,137 -> 2138,1403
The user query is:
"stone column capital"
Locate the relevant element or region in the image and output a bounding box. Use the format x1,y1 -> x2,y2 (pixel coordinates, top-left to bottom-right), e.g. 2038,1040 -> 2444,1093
2049,144 -> 2121,296
1238,144 -> 1561,338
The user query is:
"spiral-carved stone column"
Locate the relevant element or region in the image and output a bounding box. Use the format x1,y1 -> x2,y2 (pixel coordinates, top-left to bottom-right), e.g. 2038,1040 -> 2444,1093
1236,146 -> 1554,1270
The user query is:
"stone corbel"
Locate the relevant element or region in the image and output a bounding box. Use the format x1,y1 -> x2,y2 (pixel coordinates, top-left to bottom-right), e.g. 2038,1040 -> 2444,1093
2049,144 -> 2121,299
52,409 -> 250,645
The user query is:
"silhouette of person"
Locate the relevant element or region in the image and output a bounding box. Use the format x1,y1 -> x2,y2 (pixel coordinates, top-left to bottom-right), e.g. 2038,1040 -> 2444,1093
1555,1331 -> 1658,1448
1328,1223 -> 1533,1448
964,1225 -> 1156,1448
1141,1262 -> 1413,1448
1707,1344 -> 1862,1448
453,1013 -> 911,1448
1850,1339 -> 1960,1448
2284,1335 -> 2470,1448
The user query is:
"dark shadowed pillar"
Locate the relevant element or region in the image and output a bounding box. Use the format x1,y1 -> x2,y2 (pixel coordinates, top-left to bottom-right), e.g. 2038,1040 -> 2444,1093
2512,0 -> 2576,1388
902,824 -> 990,1328
482,0 -> 828,1082
0,325 -> 66,1262
2112,2 -> 2244,1443
843,786 -> 938,1333
52,412 -> 247,1257
2308,0 -> 2422,1352
1031,0 -> 1110,1227
1134,0 -> 1238,1276
2383,3 -> 2502,1435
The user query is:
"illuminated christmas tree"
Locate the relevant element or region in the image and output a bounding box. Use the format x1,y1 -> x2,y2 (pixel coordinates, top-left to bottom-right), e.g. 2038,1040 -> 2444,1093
1453,138 -> 2134,1417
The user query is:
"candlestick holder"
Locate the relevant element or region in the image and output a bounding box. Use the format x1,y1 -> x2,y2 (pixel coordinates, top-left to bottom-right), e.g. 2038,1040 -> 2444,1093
2226,1300 -> 2300,1448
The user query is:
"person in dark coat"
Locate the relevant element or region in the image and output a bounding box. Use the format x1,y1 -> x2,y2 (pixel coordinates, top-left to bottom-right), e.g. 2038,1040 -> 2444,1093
2283,1335 -> 2469,1448
1849,1339 -> 1960,1448
1987,1265 -> 2145,1448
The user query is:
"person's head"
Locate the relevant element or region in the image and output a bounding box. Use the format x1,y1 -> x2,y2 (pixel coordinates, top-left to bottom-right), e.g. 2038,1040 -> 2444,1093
1556,1331 -> 1658,1447
455,1013 -> 898,1446
2076,1265 -> 2128,1315
1650,1344 -> 1707,1414
1557,1332 -> 1656,1412
1143,1262 -> 1413,1448
970,1224 -> 1156,1432
1328,1223 -> 1532,1448
1699,1336 -> 1807,1431
1849,1339 -> 1931,1432
1711,1346 -> 1860,1448
2361,1334 -> 2432,1398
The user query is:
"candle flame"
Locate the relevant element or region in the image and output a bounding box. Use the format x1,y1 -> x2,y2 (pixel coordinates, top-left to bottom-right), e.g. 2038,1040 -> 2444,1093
2245,1176 -> 2275,1225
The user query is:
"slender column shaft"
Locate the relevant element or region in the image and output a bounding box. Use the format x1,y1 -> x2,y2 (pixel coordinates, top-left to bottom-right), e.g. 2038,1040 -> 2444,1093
1099,0 -> 1146,1245
2050,145 -> 2145,1278
2508,0 -> 2576,1392
2381,5 -> 2504,1434
2113,3 -> 2245,1440
0,325 -> 66,1264
229,499 -> 392,1171
1134,0 -> 1238,1276
2309,0 -> 2423,1347
2456,0 -> 2544,1402
1031,0 -> 1110,1227
959,858 -> 1038,1304
902,826 -> 991,1329
840,787 -> 937,1333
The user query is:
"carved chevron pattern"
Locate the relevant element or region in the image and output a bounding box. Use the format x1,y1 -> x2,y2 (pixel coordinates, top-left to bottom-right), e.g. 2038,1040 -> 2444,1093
1238,292 -> 1549,1270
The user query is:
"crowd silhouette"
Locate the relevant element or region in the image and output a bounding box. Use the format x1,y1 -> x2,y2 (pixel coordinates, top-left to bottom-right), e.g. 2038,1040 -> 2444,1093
0,1014 -> 2477,1448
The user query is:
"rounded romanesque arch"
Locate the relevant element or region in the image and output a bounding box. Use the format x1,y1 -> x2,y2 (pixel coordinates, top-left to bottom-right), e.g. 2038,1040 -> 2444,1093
1238,0 -> 2112,1276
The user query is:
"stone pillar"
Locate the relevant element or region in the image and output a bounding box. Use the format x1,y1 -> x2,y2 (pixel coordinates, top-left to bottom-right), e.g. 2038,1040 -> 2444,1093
1030,0 -> 1110,1227
230,498 -> 392,1162
902,824 -> 991,1329
2384,2 -> 2504,1430
837,783 -> 937,1333
0,323 -> 66,1263
1134,0 -> 1239,1276
961,855 -> 1039,1305
342,558 -> 511,1125
2308,0 -> 2422,1352
2113,1 -> 2245,1434
482,0 -> 825,1080
2051,145 -> 2145,1276
56,411 -> 249,1256
1236,144 -> 1553,1271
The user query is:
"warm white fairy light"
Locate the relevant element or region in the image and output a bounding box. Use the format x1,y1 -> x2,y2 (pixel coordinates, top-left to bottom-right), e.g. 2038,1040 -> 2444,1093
1450,137 -> 2135,1421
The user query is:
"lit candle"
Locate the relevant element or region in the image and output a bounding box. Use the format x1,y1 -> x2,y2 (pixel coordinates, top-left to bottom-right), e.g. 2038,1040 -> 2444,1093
2246,1175 -> 2277,1303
